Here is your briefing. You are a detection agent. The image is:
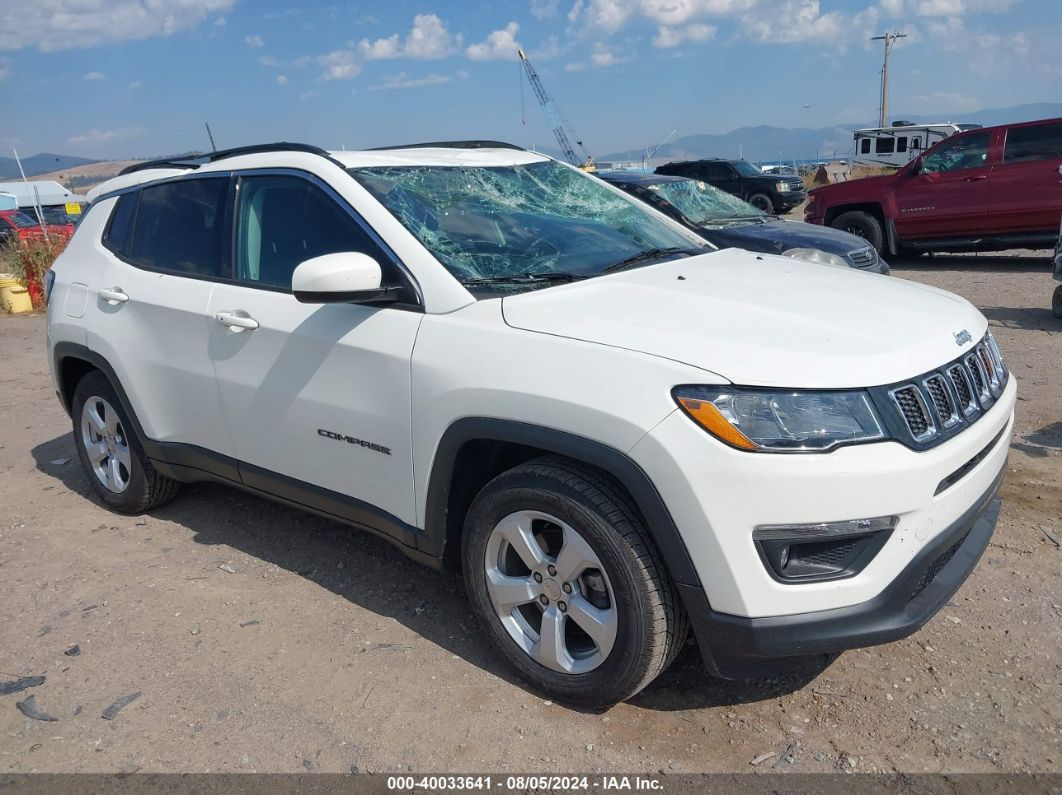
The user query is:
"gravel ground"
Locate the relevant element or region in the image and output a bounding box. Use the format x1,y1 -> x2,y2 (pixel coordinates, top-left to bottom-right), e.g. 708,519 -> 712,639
0,252 -> 1059,775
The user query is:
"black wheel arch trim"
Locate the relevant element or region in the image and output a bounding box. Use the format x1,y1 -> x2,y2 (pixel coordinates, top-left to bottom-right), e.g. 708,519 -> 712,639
422,417 -> 703,589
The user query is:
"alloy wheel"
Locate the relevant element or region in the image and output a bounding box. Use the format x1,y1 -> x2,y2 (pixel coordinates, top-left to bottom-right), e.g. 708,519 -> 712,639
80,396 -> 131,494
484,510 -> 618,674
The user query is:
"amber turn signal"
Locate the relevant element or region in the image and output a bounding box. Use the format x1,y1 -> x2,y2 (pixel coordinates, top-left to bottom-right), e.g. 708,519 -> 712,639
675,396 -> 758,451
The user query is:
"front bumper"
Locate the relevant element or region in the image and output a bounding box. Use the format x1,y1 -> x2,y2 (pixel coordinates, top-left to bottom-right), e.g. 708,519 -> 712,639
775,190 -> 807,209
679,468 -> 1002,678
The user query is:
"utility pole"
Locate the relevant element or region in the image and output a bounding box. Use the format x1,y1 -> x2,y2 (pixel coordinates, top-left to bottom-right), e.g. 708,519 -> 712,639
871,31 -> 906,128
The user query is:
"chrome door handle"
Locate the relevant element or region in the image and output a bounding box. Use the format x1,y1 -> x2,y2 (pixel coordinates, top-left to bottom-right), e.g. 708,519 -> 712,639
963,175 -> 987,182
98,287 -> 129,305
215,311 -> 259,331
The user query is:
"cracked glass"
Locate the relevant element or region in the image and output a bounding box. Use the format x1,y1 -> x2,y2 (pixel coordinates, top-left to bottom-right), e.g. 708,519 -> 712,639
349,160 -> 701,289
647,179 -> 765,226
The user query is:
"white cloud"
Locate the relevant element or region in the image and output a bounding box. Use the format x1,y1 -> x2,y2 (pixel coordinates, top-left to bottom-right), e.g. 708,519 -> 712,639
67,127 -> 145,146
244,34 -> 264,47
907,90 -> 980,113
276,74 -> 288,85
213,16 -> 226,27
127,79 -> 143,89
564,61 -> 586,72
912,0 -> 1017,15
0,0 -> 237,51
318,49 -> 361,80
740,0 -> 845,44
370,71 -> 453,90
83,70 -> 105,80
358,14 -> 459,60
651,23 -> 716,48
466,22 -> 521,61
589,42 -> 629,66
531,0 -> 561,19
0,58 -> 11,80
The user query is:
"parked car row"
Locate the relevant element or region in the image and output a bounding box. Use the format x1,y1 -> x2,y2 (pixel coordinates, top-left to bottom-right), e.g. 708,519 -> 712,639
806,116 -> 1062,256
599,171 -> 887,274
51,139 -> 1014,707
0,208 -> 74,244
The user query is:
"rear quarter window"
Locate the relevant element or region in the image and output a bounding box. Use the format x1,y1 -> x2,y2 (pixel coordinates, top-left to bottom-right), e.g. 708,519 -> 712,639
1004,122 -> 1062,164
103,192 -> 137,255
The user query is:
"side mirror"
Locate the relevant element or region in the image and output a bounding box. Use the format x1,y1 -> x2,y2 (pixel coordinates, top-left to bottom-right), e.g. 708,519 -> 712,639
292,252 -> 400,304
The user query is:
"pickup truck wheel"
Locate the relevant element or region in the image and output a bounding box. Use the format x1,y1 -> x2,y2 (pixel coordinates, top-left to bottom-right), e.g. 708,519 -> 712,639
747,193 -> 774,213
1053,285 -> 1062,319
830,210 -> 884,252
72,371 -> 180,514
462,457 -> 686,708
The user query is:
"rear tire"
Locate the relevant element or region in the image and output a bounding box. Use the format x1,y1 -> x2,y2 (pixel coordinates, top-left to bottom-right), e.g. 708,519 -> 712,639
747,193 -> 774,213
462,457 -> 687,708
71,371 -> 180,514
1053,285 -> 1062,319
830,210 -> 884,253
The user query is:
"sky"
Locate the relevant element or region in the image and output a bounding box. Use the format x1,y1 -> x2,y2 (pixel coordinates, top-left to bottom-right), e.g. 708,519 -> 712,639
0,0 -> 1057,160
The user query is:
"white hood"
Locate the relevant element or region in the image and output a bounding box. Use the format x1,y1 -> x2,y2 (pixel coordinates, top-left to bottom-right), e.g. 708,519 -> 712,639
501,250 -> 987,389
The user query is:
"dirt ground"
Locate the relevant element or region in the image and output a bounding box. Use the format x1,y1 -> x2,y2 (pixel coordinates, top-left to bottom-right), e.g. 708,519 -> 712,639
0,252 -> 1059,775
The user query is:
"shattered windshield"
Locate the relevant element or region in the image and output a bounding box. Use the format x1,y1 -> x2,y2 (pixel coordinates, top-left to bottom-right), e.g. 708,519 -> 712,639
650,179 -> 765,225
349,160 -> 701,287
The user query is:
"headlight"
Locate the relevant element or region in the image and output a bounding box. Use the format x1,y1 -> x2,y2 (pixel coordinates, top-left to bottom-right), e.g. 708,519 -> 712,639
782,247 -> 849,269
775,181 -> 789,193
673,386 -> 886,452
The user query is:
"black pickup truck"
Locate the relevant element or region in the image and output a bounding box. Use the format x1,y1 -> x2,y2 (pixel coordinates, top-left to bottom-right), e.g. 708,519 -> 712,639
655,158 -> 806,214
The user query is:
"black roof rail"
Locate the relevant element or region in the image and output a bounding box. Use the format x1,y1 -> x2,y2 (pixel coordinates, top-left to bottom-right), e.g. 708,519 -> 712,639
119,142 -> 339,176
368,140 -> 526,152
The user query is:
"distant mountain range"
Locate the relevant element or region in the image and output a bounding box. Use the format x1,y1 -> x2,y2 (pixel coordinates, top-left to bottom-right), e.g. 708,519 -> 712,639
0,153 -> 100,180
597,102 -> 1062,164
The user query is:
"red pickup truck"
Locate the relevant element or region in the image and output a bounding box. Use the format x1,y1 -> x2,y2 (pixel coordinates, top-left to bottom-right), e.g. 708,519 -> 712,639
806,117 -> 1062,256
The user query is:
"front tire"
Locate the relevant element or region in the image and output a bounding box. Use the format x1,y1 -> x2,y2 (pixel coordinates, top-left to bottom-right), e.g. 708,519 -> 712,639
72,371 -> 179,514
462,458 -> 686,708
747,193 -> 775,213
1053,285 -> 1062,319
830,210 -> 885,253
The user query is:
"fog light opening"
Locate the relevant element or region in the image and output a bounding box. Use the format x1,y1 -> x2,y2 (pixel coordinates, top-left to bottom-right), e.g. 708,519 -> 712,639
753,516 -> 897,583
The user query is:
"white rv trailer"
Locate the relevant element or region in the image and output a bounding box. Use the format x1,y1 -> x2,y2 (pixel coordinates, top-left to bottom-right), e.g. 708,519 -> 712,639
852,121 -> 982,168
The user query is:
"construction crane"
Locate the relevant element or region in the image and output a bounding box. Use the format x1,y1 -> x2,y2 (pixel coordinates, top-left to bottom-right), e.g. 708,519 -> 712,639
517,48 -> 594,171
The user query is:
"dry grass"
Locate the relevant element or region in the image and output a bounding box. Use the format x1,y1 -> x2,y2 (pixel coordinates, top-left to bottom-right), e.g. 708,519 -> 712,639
0,234 -> 69,309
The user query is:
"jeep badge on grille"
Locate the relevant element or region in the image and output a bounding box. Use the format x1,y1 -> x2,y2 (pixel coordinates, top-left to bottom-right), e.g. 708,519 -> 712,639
953,329 -> 972,346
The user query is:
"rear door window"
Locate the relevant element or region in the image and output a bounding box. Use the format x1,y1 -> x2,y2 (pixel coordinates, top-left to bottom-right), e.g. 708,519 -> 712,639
1003,122 -> 1062,163
708,163 -> 733,180
127,177 -> 231,278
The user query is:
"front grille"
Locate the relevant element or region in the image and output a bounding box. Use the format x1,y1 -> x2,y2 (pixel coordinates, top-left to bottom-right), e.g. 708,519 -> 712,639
910,533 -> 967,601
847,247 -> 876,267
890,385 -> 935,440
924,375 -> 959,428
965,352 -> 989,402
877,332 -> 1008,450
947,364 -> 977,417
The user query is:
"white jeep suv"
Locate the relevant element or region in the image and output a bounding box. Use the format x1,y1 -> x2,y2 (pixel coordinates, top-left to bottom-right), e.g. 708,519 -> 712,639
46,142 -> 1015,708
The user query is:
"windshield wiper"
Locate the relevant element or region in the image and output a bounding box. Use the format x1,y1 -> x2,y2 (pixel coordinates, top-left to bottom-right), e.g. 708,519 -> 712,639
602,247 -> 704,274
460,272 -> 586,286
